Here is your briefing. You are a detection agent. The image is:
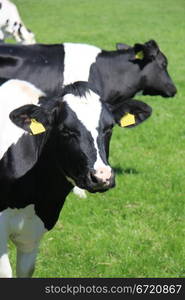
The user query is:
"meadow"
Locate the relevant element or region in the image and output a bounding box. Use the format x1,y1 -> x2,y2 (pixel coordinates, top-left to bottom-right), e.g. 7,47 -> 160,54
9,0 -> 185,277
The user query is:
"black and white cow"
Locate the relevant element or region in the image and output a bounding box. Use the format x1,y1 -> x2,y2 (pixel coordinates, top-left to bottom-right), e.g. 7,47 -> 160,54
0,39 -> 176,100
0,0 -> 36,44
0,79 -> 152,277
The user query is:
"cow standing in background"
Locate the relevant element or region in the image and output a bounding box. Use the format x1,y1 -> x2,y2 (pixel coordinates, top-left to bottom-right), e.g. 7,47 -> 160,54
0,79 -> 152,277
0,0 -> 36,44
0,40 -> 176,99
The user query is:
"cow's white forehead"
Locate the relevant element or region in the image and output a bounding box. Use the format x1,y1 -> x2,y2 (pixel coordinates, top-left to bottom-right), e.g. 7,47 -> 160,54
63,90 -> 102,131
63,91 -> 108,170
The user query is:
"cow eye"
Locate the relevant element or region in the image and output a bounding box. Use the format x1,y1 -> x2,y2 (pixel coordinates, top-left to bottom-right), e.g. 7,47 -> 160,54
161,60 -> 167,68
162,62 -> 167,68
61,128 -> 77,138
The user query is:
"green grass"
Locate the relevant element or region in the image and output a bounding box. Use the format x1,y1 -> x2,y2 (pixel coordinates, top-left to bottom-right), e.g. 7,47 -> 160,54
8,0 -> 185,277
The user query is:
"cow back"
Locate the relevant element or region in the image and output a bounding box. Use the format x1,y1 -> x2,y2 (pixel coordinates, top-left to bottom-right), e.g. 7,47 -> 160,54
0,43 -> 64,95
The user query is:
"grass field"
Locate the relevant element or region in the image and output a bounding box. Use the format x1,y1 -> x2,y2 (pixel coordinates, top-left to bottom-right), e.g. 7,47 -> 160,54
8,0 -> 185,277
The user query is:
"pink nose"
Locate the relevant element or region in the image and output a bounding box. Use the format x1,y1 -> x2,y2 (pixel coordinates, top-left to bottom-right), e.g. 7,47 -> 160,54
94,166 -> 112,184
88,167 -> 115,191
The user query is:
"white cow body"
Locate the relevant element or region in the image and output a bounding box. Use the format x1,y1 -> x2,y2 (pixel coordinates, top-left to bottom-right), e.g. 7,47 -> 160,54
0,0 -> 36,44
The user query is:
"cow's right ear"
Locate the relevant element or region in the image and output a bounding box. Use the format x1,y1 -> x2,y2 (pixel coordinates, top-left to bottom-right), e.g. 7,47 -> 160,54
9,104 -> 51,135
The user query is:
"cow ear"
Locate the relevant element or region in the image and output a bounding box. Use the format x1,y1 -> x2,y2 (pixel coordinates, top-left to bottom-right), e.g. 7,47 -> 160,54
116,43 -> 131,50
144,39 -> 159,60
133,40 -> 159,61
9,104 -> 50,135
111,99 -> 152,128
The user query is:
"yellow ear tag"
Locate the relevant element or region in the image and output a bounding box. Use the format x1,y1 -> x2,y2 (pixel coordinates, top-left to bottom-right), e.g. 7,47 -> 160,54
135,50 -> 144,60
120,113 -> 136,127
29,118 -> 46,135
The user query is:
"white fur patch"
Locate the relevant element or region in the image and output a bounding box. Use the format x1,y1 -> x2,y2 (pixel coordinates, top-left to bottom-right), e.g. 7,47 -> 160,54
0,79 -> 44,159
64,91 -> 108,170
63,43 -> 101,85
73,186 -> 87,198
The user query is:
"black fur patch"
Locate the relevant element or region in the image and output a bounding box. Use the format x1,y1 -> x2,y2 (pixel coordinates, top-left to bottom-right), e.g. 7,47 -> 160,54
62,81 -> 91,98
0,43 -> 65,95
0,56 -> 18,67
18,23 -> 24,41
0,77 -> 9,85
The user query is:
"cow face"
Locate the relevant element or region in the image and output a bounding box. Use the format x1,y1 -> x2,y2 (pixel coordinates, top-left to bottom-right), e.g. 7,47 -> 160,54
10,82 -> 152,193
133,40 -> 177,97
56,88 -> 115,193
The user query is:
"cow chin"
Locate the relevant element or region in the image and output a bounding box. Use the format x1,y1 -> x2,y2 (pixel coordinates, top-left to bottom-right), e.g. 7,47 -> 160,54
142,88 -> 176,98
142,89 -> 162,96
74,176 -> 116,194
86,184 -> 115,193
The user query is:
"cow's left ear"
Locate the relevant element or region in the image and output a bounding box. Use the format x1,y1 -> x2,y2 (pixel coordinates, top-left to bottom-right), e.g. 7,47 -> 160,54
116,43 -> 131,50
9,104 -> 51,135
133,40 -> 159,61
111,99 -> 152,128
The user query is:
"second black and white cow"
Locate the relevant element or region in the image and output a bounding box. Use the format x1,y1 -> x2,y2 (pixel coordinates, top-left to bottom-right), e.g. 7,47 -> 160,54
0,79 -> 152,277
0,39 -> 177,102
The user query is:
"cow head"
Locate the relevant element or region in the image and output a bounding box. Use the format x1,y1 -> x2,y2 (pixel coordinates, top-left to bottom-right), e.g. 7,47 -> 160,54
90,39 -> 177,104
54,83 -> 116,193
10,82 -> 152,193
132,40 -> 177,98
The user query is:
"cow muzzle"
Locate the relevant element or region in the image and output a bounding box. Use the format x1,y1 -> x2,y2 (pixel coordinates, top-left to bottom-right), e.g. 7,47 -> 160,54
87,166 -> 115,192
164,84 -> 177,97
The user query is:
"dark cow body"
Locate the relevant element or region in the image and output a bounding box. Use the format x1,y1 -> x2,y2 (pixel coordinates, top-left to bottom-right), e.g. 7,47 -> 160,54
0,43 -> 64,95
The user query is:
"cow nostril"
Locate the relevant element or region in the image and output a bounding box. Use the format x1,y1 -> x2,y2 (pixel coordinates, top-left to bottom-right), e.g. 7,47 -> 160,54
89,170 -> 108,185
87,169 -> 115,191
166,84 -> 177,97
172,87 -> 177,96
89,171 -> 99,184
